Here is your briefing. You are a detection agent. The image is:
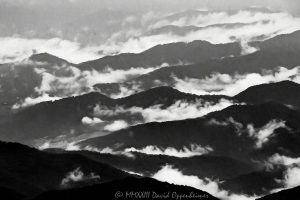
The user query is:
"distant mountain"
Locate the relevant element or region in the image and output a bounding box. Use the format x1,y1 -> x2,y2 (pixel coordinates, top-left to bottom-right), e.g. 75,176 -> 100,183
80,102 -> 300,163
0,63 -> 42,117
30,177 -> 219,200
117,86 -> 231,108
0,53 -> 77,117
257,186 -> 300,200
235,81 -> 300,108
78,40 -> 242,71
0,141 -> 130,197
0,86 -> 230,144
94,30 -> 300,96
29,53 -> 73,66
250,30 -> 300,53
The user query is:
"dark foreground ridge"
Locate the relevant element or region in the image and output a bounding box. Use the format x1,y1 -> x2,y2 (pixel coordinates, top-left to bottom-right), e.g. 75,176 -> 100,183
257,186 -> 300,200
30,177 -> 219,200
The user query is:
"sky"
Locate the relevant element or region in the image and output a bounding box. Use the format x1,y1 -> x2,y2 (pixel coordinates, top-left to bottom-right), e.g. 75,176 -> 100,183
0,0 -> 300,14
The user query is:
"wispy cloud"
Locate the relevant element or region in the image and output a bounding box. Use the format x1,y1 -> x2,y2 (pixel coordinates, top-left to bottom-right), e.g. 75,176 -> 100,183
124,144 -> 213,158
61,167 -> 100,188
103,120 -> 129,132
152,165 -> 257,200
94,99 -> 236,124
0,37 -> 101,64
247,120 -> 287,148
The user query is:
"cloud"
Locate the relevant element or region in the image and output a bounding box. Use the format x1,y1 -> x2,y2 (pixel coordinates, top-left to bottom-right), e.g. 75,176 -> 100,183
103,120 -> 129,132
122,169 -> 143,176
12,93 -> 61,109
283,164 -> 300,188
109,82 -> 144,99
61,167 -> 100,187
264,154 -> 300,193
131,99 -> 235,122
94,99 -> 236,124
246,120 -> 287,148
207,118 -> 288,148
269,154 -> 300,166
0,37 -> 101,64
100,10 -> 300,55
174,66 -> 300,96
81,116 -> 103,125
152,165 -> 256,200
13,64 -> 164,108
1,9 -> 299,64
124,144 -> 213,158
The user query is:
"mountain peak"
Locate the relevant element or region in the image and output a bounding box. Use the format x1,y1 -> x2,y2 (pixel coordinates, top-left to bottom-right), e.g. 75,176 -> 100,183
29,53 -> 72,66
235,81 -> 300,108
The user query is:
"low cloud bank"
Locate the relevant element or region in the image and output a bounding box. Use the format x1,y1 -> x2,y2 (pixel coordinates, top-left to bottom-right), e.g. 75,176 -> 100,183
152,165 -> 256,200
0,37 -> 101,64
124,144 -> 213,158
174,66 -> 300,96
94,99 -> 236,124
104,120 -> 129,132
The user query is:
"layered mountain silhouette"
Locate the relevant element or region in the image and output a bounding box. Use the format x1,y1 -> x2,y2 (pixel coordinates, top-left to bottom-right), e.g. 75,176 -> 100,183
0,87 -> 230,143
77,101 -> 300,195
2,7 -> 300,200
94,30 -> 300,96
78,40 -> 242,71
80,102 -> 300,162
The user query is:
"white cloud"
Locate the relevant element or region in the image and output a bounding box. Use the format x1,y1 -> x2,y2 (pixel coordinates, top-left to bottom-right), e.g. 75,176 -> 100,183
0,37 -> 101,64
283,164 -> 300,188
12,93 -> 61,109
266,154 -> 300,192
247,120 -> 287,148
174,66 -> 300,96
152,165 -> 256,200
124,144 -> 213,158
103,120 -> 129,132
109,83 -> 143,99
269,154 -> 300,166
81,116 -> 103,125
94,99 -> 236,124
61,167 -> 100,187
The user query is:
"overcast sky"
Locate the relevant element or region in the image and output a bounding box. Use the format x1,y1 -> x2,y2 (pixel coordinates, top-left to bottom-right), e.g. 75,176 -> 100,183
1,0 -> 299,14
